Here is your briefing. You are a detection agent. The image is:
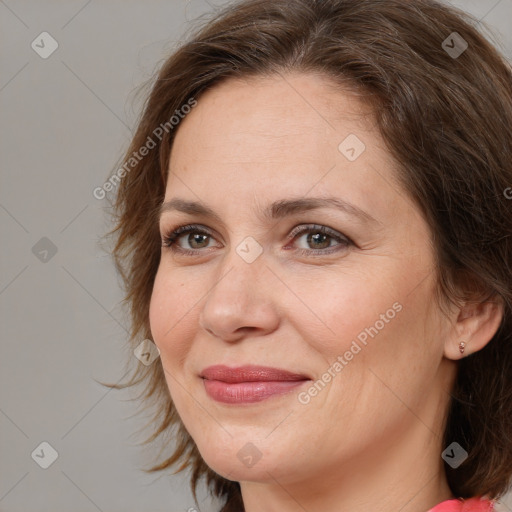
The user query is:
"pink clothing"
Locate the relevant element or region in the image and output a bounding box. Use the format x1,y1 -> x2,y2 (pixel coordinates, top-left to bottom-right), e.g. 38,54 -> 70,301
428,497 -> 495,511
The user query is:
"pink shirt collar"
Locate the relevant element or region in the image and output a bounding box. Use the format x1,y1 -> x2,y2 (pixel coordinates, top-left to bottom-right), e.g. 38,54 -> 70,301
428,497 -> 495,511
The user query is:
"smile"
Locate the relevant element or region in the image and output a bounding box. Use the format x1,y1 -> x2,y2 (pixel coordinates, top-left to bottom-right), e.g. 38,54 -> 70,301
199,365 -> 311,404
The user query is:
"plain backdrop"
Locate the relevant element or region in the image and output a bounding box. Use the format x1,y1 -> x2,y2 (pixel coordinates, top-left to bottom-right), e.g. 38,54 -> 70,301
1,1 -> 511,511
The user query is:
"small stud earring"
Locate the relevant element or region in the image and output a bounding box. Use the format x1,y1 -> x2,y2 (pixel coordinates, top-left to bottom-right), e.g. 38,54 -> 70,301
459,341 -> 466,354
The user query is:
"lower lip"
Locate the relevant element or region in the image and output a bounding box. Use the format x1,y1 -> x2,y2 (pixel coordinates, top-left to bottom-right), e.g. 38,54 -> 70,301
203,379 -> 309,404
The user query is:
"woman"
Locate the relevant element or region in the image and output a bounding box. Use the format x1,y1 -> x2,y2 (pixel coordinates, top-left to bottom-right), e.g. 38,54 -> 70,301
105,0 -> 512,510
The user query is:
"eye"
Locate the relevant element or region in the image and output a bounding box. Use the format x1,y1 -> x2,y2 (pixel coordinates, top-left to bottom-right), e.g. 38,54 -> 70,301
161,223 -> 217,254
285,224 -> 352,256
160,223 -> 353,256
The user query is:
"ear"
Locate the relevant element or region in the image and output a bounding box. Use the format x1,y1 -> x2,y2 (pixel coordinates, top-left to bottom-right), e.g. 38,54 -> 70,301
444,295 -> 504,360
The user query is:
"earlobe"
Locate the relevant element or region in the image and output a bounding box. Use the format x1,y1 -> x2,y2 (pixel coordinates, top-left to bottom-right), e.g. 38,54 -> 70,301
444,297 -> 504,360
444,339 -> 468,361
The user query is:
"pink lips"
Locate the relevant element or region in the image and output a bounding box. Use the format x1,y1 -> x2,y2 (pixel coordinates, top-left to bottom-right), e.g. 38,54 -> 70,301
200,365 -> 311,404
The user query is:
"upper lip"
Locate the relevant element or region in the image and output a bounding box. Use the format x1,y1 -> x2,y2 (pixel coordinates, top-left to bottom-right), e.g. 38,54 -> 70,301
200,365 -> 311,383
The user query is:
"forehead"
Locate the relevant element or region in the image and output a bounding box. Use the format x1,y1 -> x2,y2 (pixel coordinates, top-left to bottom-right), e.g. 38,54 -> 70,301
165,72 -> 405,222
171,72 -> 374,159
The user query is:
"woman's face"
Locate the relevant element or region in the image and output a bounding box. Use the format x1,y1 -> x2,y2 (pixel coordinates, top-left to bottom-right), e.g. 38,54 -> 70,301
149,72 -> 455,487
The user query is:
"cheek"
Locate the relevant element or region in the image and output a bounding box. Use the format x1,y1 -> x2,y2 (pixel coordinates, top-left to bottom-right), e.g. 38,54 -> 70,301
148,268 -> 196,365
294,264 -> 437,403
288,266 -> 404,358
148,273 -> 169,343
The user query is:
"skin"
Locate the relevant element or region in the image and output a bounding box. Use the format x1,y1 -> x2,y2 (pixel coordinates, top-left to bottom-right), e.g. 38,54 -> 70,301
149,72 -> 503,512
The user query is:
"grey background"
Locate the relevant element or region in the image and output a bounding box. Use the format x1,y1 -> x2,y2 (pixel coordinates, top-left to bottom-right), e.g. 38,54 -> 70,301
1,1 -> 511,511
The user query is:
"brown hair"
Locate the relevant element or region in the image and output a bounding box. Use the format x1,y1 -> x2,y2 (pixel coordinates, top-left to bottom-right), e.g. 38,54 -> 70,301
104,0 -> 512,510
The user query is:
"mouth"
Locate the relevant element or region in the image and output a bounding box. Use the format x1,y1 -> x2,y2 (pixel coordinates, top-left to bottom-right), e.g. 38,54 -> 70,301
199,364 -> 311,404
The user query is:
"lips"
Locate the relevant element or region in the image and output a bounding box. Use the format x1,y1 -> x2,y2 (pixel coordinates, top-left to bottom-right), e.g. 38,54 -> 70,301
200,364 -> 310,382
199,365 -> 311,404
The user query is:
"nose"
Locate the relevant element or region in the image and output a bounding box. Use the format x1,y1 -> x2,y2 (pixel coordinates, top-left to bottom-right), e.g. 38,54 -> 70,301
198,249 -> 280,343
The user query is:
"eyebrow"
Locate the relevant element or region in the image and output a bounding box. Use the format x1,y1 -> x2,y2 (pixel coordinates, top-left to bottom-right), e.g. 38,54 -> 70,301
159,196 -> 380,225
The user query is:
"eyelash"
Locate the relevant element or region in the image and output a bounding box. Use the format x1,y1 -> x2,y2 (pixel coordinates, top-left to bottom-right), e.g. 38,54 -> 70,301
160,223 -> 353,257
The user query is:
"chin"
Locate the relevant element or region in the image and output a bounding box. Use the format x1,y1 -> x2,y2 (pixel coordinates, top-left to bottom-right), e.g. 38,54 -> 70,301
196,436 -> 285,482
